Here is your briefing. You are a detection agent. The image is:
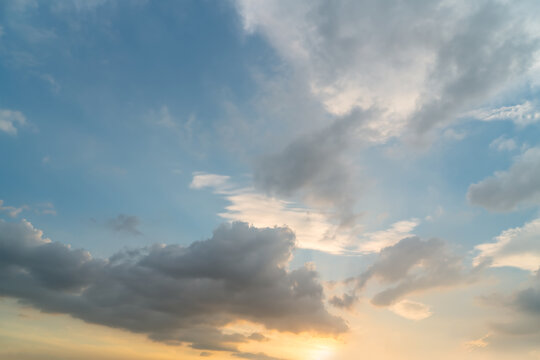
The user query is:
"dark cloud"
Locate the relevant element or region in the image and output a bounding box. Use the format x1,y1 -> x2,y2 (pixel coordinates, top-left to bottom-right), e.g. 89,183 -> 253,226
331,236 -> 480,308
106,214 -> 142,235
0,220 -> 346,353
467,148 -> 540,212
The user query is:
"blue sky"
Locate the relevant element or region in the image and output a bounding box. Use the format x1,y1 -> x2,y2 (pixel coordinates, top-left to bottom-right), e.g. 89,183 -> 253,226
2,1 -> 540,359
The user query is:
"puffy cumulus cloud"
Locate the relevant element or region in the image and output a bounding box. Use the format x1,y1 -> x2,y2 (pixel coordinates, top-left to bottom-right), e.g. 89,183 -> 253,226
467,147 -> 540,212
474,217 -> 540,272
389,299 -> 433,321
0,109 -> 26,135
331,236 -> 479,309
235,0 -> 539,141
0,220 -> 346,353
106,214 -> 142,236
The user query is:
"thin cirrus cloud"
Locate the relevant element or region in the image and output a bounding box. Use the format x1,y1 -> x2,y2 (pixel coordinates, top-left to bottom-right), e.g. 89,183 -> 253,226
0,219 -> 346,354
471,101 -> 540,126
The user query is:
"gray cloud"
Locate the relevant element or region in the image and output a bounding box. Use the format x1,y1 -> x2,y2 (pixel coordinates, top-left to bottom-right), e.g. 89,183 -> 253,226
233,352 -> 286,360
482,271 -> 540,337
467,147 -> 540,212
408,2 -> 538,140
254,108 -> 372,223
0,220 -> 346,353
237,0 -> 539,142
106,214 -> 142,236
331,236 -> 479,308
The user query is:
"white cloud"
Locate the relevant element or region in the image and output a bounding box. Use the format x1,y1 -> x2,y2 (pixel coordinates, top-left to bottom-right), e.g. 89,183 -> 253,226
0,109 -> 26,135
191,172 -> 418,255
190,172 -> 231,190
490,136 -> 517,152
356,219 -> 419,253
472,101 -> 540,126
389,299 -> 433,321
474,217 -> 540,272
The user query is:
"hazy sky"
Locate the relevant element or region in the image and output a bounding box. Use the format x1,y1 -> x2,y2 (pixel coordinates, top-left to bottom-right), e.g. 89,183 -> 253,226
1,1 -> 540,359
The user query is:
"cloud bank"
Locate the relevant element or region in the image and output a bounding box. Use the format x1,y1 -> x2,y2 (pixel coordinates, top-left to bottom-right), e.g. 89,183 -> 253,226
0,219 -> 346,353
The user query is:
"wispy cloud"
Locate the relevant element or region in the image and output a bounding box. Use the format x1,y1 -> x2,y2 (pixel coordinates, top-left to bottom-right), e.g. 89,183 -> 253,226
474,217 -> 540,272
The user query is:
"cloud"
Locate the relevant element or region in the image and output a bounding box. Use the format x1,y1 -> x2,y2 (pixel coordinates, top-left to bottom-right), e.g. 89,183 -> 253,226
191,172 -> 418,255
0,109 -> 26,135
192,173 -> 359,254
0,199 -> 28,218
331,236 -> 478,308
106,214 -> 142,236
190,172 -> 231,190
474,217 -> 540,272
467,147 -> 540,212
471,101 -> 540,126
465,333 -> 491,351
233,352 -> 285,360
490,136 -> 517,152
235,0 -> 539,141
356,219 -> 419,254
482,272 -> 540,337
389,299 -> 433,321
0,220 -> 346,353
253,107 -> 376,224
407,2 -> 538,141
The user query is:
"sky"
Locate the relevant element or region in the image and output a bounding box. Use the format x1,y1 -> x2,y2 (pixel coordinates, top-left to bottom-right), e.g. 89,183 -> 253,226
1,0 -> 540,359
